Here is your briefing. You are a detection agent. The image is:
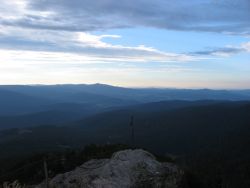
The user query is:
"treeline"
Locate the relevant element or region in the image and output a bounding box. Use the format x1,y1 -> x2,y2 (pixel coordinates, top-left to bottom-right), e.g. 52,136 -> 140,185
0,144 -> 130,185
185,156 -> 250,188
1,143 -> 250,188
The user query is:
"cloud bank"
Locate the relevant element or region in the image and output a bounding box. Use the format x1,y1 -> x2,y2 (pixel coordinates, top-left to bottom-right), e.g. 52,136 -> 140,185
0,0 -> 249,64
0,26 -> 195,63
0,0 -> 249,34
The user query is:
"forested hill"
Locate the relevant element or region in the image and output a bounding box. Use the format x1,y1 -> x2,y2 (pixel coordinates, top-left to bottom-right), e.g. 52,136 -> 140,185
1,100 -> 250,187
0,100 -> 250,157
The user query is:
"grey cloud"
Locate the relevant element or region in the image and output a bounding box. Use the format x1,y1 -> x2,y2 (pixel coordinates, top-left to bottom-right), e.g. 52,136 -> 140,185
1,0 -> 250,34
193,47 -> 245,56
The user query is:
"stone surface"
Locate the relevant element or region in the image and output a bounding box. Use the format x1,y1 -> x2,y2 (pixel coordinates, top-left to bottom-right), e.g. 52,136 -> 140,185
35,149 -> 185,188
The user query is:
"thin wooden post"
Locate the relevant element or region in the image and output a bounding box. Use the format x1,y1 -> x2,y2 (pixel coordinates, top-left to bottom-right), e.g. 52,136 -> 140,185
43,158 -> 49,188
130,116 -> 135,148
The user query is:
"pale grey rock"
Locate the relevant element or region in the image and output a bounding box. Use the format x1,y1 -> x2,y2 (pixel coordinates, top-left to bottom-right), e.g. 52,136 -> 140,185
35,149 -> 185,188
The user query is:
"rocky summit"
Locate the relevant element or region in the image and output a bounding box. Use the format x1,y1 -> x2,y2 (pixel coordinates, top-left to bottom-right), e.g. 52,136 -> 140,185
35,149 -> 185,188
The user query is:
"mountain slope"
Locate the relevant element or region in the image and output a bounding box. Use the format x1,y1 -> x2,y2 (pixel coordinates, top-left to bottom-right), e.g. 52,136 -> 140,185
0,89 -> 55,116
72,100 -> 250,157
1,100 -> 250,187
0,100 -> 250,158
0,101 -> 120,130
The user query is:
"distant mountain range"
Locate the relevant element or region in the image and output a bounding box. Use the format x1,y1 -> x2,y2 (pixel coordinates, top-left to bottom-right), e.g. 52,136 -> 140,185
1,84 -> 250,104
0,83 -> 250,130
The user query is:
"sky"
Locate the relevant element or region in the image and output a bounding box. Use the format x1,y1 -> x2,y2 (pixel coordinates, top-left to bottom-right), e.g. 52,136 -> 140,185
0,0 -> 250,88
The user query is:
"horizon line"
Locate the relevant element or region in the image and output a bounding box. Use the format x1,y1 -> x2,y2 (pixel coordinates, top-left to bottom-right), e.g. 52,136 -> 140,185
0,83 -> 249,90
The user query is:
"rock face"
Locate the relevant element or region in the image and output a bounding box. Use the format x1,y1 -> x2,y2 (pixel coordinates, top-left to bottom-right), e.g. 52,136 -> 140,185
36,149 -> 185,188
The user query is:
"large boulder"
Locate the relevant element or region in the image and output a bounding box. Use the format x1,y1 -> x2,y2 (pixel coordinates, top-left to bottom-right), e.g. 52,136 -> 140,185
36,149 -> 185,188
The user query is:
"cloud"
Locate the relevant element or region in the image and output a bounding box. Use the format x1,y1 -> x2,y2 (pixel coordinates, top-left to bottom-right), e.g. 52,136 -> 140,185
193,42 -> 250,57
0,0 -> 249,34
0,0 -> 248,67
242,42 -> 250,52
193,47 -> 243,57
0,27 -> 195,63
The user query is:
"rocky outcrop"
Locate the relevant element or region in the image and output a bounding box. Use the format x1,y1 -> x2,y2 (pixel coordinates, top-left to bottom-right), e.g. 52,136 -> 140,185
36,149 -> 185,188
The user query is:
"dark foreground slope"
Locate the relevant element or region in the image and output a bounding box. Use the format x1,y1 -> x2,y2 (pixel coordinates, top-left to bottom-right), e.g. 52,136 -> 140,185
0,101 -> 250,187
75,100 -> 250,155
0,101 -> 250,157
